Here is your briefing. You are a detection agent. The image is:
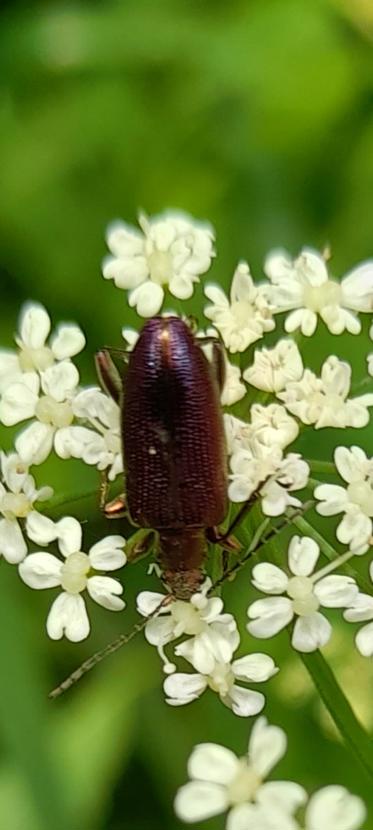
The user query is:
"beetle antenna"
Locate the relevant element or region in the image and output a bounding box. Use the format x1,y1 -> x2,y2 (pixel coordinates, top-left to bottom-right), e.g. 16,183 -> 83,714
49,595 -> 172,700
209,500 -> 315,595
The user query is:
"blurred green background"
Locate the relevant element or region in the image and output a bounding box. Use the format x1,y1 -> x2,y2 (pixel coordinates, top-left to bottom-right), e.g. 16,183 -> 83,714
0,0 -> 373,828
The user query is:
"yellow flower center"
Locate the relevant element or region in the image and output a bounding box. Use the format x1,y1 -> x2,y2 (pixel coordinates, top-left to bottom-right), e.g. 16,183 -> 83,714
60,552 -> 90,594
302,280 -> 341,313
35,395 -> 74,428
227,759 -> 262,805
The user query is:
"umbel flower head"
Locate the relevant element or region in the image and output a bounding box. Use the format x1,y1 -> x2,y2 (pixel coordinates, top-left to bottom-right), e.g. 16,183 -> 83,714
247,536 -> 358,652
314,446 -> 373,554
265,247 -> 373,335
19,517 -> 126,641
174,719 -> 366,830
174,717 -> 306,827
103,210 -> 215,317
0,301 -> 85,393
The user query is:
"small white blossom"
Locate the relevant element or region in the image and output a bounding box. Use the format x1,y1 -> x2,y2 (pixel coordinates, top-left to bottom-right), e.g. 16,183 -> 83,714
0,302 -> 85,394
229,441 -> 309,516
265,247 -> 373,335
368,322 -> 373,377
300,786 -> 366,830
224,406 -> 298,458
0,452 -> 52,564
278,356 -> 373,429
344,560 -> 373,657
314,446 -> 373,554
0,361 -> 80,465
137,583 -> 239,674
103,210 -> 215,317
174,717 -> 306,827
204,262 -> 275,353
221,358 -> 246,406
164,647 -> 278,717
54,387 -> 122,480
243,339 -> 303,392
247,536 -> 358,652
19,517 -> 126,641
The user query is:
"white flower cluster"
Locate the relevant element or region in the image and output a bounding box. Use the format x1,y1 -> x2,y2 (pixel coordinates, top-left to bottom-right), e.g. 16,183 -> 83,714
247,536 -> 358,653
103,210 -> 215,317
175,717 -> 366,829
0,303 -> 122,478
19,516 -> 126,641
137,583 -> 278,717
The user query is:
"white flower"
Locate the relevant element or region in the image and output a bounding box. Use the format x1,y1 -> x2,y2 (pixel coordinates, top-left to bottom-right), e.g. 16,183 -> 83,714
204,262 -> 275,353
164,648 -> 278,717
278,356 -> 373,429
0,302 -> 85,394
0,452 -> 52,564
301,786 -> 366,830
103,210 -> 215,317
19,517 -> 126,641
54,387 -> 122,480
344,560 -> 373,657
0,361 -> 80,465
314,446 -> 373,554
174,717 -> 305,827
265,247 -> 373,335
137,583 -> 239,674
243,339 -> 303,392
247,536 -> 358,652
224,406 -> 298,458
229,442 -> 309,516
221,358 -> 246,406
368,322 -> 373,377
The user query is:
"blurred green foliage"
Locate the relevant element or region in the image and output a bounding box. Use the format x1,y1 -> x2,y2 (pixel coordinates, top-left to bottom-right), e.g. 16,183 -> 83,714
0,0 -> 373,828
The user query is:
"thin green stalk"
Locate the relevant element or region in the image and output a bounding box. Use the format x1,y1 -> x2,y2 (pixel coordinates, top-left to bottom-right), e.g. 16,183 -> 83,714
301,650 -> 373,782
308,460 -> 337,475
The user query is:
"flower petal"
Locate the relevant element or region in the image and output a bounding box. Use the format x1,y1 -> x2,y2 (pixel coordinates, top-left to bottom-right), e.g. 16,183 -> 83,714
306,784 -> 366,830
15,421 -> 54,465
251,563 -> 288,594
355,622 -> 373,657
19,552 -> 62,588
188,743 -> 239,784
41,360 -> 79,401
248,716 -> 287,777
174,781 -> 229,822
0,517 -> 27,563
258,781 -> 307,815
0,378 -> 38,425
25,511 -> 58,545
50,325 -> 86,360
55,516 -> 82,556
47,592 -> 90,641
288,535 -> 320,576
232,653 -> 278,683
291,612 -> 331,652
247,597 -> 293,638
19,303 -> 51,349
314,575 -> 358,608
87,576 -> 125,610
88,536 -> 126,570
224,685 -> 265,717
128,282 -> 164,317
164,672 -> 207,705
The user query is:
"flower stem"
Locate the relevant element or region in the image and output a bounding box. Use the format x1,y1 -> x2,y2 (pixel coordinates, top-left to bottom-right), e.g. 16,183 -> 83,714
301,650 -> 373,782
311,550 -> 355,583
308,460 -> 337,475
40,486 -> 100,513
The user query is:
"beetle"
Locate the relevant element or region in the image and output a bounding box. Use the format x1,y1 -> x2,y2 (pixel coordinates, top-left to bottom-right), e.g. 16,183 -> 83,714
96,315 -> 231,600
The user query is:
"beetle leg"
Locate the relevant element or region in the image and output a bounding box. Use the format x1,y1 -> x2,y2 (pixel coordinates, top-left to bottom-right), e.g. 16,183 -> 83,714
197,336 -> 226,393
104,493 -> 128,519
126,529 -> 157,563
95,349 -> 126,404
206,526 -> 241,551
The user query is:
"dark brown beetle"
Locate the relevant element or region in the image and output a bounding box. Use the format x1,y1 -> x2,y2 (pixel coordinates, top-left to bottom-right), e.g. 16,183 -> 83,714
96,316 -> 229,599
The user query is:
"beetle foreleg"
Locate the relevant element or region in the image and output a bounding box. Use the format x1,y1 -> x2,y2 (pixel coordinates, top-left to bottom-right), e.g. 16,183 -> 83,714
104,493 -> 128,519
95,349 -> 124,404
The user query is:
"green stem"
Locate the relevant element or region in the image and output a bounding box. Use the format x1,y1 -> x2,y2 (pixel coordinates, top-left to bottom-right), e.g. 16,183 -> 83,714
308,460 -> 337,475
39,486 -> 100,513
301,650 -> 373,781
